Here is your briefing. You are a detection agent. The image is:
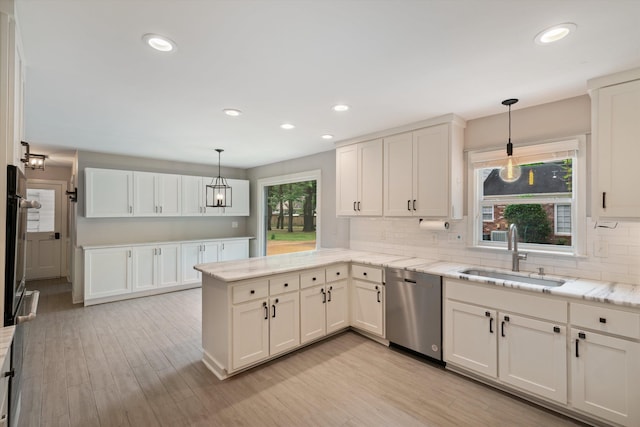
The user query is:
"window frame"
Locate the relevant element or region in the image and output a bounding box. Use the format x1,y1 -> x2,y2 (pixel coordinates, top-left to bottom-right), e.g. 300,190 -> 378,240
467,137 -> 586,256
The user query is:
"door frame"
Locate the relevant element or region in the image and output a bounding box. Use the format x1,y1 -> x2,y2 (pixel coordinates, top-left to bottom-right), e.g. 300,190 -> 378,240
26,179 -> 69,278
256,170 -> 321,257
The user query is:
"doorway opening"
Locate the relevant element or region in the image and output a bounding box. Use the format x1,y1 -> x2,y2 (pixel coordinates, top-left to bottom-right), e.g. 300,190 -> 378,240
257,170 -> 321,257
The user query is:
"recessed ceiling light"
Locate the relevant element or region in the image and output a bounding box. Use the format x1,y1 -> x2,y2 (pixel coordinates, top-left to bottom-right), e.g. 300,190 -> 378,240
534,23 -> 576,45
223,109 -> 242,117
280,123 -> 295,130
142,33 -> 176,52
321,134 -> 334,140
332,104 -> 350,112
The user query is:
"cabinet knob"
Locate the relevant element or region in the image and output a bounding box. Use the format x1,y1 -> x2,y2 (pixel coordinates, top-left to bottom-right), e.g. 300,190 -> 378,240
599,317 -> 607,324
336,272 -> 340,276
250,290 -> 255,294
284,283 -> 288,287
553,326 -> 560,333
312,277 -> 316,281
363,272 -> 367,276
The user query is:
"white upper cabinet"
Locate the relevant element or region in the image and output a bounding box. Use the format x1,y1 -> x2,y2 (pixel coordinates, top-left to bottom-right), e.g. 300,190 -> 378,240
181,175 -> 207,216
336,139 -> 383,216
85,168 -> 133,217
589,70 -> 640,219
86,168 -> 249,218
384,121 -> 463,218
133,172 -> 182,217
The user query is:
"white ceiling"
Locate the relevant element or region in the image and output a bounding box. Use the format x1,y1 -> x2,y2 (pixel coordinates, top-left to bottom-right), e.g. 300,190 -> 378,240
16,0 -> 640,169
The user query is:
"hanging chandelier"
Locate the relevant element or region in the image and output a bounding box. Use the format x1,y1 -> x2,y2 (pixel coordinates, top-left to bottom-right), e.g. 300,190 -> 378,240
499,98 -> 521,183
206,148 -> 232,208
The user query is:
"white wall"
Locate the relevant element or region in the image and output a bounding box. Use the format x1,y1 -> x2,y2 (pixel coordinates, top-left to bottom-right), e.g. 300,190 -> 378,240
349,95 -> 640,286
246,150 -> 350,257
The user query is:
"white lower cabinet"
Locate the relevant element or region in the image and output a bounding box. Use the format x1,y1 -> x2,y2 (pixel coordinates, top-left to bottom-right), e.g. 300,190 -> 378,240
269,292 -> 300,356
350,264 -> 384,337
498,313 -> 567,404
84,247 -> 132,299
300,285 -> 327,344
219,239 -> 249,261
444,279 -> 568,405
132,244 -> 181,291
569,302 -> 640,427
232,298 -> 270,370
85,238 -> 248,304
231,278 -> 300,371
445,301 -> 497,377
181,241 -> 219,286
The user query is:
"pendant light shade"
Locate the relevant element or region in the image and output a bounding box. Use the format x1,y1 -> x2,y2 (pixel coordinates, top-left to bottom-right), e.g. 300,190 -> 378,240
499,98 -> 521,183
206,149 -> 232,208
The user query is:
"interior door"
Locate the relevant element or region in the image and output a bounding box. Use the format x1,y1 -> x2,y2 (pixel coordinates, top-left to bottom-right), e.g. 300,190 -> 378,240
26,182 -> 63,280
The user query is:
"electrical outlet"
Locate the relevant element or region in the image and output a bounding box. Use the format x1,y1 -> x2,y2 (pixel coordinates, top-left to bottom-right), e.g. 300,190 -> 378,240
594,240 -> 609,257
231,221 -> 238,229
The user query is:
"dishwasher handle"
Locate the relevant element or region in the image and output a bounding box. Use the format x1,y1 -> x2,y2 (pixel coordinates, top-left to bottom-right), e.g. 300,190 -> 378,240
403,278 -> 417,284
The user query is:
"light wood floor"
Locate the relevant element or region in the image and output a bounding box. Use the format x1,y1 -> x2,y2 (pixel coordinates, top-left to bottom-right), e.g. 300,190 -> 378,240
19,279 -> 585,427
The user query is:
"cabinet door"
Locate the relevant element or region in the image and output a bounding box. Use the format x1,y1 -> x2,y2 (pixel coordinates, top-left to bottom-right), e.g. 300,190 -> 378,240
358,139 -> 383,216
595,79 -> 640,218
181,242 -> 202,285
383,132 -> 414,216
300,285 -> 327,344
181,175 -> 204,216
571,329 -> 640,426
85,168 -> 133,217
444,300 -> 497,378
351,279 -> 384,337
336,144 -> 359,216
232,300 -> 269,370
131,246 -> 156,292
413,124 -> 449,217
269,293 -> 300,356
326,280 -> 349,334
499,313 -> 567,404
220,240 -> 249,262
222,179 -> 250,216
201,241 -> 219,264
156,244 -> 181,287
157,174 -> 182,216
84,247 -> 132,299
133,172 -> 158,216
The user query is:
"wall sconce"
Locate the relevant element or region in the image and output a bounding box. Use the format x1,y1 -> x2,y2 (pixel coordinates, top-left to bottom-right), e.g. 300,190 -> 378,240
66,187 -> 78,203
21,141 -> 46,171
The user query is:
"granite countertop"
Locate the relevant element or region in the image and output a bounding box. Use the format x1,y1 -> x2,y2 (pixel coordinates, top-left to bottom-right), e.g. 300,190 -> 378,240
194,248 -> 640,309
0,326 -> 15,368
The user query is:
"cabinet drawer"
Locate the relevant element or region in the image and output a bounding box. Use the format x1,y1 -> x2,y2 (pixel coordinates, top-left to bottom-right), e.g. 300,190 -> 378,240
571,303 -> 640,339
232,280 -> 269,304
269,274 -> 300,295
352,264 -> 382,283
326,264 -> 348,283
300,269 -> 325,289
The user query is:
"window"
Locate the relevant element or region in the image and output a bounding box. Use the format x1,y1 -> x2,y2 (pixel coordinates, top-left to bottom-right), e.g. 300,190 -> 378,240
26,188 -> 55,232
482,205 -> 494,222
469,138 -> 585,255
555,204 -> 571,235
257,170 -> 321,257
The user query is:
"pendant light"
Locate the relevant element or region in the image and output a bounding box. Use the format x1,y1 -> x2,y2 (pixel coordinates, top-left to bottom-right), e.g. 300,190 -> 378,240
206,149 -> 232,208
499,98 -> 521,183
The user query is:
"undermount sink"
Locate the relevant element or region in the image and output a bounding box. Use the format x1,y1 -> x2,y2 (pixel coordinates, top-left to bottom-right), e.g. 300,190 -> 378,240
461,268 -> 566,287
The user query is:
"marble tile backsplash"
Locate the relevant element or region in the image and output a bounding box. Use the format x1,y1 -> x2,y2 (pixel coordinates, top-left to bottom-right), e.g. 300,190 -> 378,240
349,217 -> 640,286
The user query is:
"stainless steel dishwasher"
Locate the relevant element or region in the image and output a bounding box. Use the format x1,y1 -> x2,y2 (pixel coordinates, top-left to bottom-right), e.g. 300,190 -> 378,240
385,268 -> 443,361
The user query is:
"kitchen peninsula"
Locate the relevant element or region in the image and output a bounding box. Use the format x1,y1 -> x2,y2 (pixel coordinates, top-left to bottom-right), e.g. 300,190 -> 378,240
196,248 -> 640,426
